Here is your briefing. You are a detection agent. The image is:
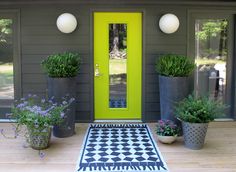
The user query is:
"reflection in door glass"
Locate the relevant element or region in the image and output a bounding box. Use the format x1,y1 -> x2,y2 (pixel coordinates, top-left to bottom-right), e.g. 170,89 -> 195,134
195,19 -> 228,102
109,24 -> 127,108
0,19 -> 14,100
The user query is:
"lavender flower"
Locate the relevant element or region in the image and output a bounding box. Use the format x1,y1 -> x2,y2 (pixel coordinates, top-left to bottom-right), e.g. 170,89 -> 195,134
69,98 -> 75,104
60,112 -> 65,118
39,151 -> 45,158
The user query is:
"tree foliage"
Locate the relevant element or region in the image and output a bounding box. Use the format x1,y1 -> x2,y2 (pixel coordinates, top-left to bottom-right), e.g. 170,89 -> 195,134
196,19 -> 227,41
0,19 -> 12,43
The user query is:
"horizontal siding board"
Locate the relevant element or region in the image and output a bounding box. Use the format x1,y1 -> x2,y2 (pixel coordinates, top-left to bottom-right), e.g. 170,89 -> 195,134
146,74 -> 159,84
75,111 -> 91,122
76,84 -> 90,93
22,74 -> 46,83
146,44 -> 187,54
21,12 -> 90,26
22,35 -> 90,45
146,34 -> 187,45
145,84 -> 159,93
76,102 -> 90,111
21,25 -> 90,36
146,64 -> 156,74
22,45 -> 90,55
22,64 -> 44,74
144,111 -> 160,121
146,93 -> 160,103
77,93 -> 90,102
145,103 -> 160,111
23,83 -> 47,93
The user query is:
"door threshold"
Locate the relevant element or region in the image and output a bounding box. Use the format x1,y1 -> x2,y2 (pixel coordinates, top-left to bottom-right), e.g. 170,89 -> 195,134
94,120 -> 142,123
214,118 -> 234,122
0,119 -> 16,123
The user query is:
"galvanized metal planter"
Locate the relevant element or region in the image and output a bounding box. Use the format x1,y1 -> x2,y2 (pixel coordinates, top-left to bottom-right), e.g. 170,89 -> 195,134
48,77 -> 76,138
182,121 -> 209,150
28,127 -> 52,150
159,75 -> 192,125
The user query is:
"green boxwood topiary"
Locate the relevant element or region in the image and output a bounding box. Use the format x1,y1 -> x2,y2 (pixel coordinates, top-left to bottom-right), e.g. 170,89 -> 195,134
41,52 -> 81,77
155,54 -> 195,77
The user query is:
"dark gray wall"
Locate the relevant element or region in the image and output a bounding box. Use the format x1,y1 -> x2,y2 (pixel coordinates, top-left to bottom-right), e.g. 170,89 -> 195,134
19,5 -> 189,122
1,2 -> 236,122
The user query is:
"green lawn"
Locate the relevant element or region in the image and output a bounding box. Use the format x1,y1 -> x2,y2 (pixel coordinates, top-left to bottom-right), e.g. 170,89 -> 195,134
0,63 -> 13,84
109,59 -> 126,75
195,58 -> 226,65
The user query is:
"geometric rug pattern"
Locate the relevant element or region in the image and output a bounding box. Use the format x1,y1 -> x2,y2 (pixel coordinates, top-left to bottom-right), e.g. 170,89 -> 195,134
76,124 -> 168,172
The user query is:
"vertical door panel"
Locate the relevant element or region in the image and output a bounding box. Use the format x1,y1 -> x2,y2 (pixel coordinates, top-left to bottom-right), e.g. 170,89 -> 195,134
94,12 -> 142,119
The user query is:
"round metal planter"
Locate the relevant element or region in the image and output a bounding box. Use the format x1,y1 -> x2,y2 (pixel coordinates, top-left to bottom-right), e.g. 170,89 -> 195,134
28,127 -> 52,150
48,77 -> 76,138
182,121 -> 209,150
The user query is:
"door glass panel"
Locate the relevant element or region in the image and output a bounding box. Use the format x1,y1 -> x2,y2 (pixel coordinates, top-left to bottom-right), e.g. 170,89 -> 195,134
109,24 -> 127,108
195,19 -> 228,102
0,19 -> 14,100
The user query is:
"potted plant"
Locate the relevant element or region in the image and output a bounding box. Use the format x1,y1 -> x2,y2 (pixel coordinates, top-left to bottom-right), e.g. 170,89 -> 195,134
156,119 -> 180,144
175,94 -> 226,150
41,52 -> 81,138
11,94 -> 74,150
155,54 -> 195,125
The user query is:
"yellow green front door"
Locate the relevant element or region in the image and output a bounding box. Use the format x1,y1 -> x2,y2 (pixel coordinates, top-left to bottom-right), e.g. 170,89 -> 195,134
94,12 -> 142,120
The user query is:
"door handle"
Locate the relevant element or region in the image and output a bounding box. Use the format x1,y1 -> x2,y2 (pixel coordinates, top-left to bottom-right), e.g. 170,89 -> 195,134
95,64 -> 103,77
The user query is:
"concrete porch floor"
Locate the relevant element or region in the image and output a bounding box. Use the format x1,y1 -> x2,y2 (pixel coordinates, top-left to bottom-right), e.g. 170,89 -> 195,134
0,122 -> 236,172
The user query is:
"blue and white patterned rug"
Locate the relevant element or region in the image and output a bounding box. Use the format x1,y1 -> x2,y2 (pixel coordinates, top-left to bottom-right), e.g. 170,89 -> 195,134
76,124 -> 168,172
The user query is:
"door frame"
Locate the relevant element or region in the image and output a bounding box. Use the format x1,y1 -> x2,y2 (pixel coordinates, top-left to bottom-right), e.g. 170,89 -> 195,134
187,9 -> 235,119
90,9 -> 146,122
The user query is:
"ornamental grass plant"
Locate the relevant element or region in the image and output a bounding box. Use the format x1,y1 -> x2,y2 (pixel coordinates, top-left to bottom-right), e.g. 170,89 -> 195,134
41,52 -> 81,77
155,54 -> 195,77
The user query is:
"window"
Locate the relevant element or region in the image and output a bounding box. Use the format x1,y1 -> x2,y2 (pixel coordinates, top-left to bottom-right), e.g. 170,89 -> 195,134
188,11 -> 234,118
0,11 -> 20,119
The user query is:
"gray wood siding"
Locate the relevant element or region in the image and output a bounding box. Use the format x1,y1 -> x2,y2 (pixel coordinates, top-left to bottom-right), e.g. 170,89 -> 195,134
144,7 -> 187,121
19,5 -> 188,122
20,6 -> 91,122
1,3 -> 233,121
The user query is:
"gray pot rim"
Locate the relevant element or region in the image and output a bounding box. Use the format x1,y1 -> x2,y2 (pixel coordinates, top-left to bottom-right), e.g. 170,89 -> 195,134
159,75 -> 190,79
181,121 -> 209,125
47,76 -> 77,79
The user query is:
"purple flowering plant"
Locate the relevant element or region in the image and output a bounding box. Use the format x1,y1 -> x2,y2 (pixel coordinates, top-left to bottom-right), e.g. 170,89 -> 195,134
11,94 -> 75,132
156,120 -> 180,136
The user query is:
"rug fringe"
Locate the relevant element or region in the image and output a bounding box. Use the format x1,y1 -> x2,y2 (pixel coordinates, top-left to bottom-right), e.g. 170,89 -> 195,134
77,162 -> 167,171
90,123 -> 146,129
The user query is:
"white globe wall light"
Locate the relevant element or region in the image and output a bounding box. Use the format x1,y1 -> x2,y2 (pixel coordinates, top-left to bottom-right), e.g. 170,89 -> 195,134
56,13 -> 77,33
159,13 -> 180,34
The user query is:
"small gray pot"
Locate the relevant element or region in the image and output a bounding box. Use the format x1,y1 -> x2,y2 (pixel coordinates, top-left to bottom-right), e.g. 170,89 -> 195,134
182,121 -> 209,150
